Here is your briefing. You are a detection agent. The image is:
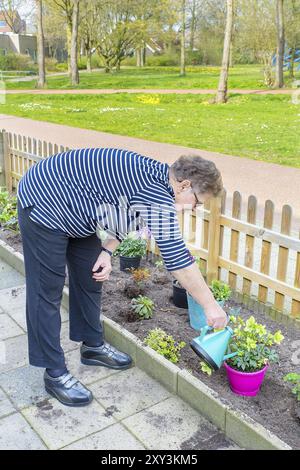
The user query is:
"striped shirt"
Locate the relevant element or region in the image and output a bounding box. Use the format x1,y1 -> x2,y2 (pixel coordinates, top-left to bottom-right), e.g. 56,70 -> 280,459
17,147 -> 195,271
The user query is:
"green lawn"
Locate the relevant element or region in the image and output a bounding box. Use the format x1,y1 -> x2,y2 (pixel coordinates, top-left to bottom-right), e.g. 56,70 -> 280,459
5,65 -> 300,90
1,92 -> 299,167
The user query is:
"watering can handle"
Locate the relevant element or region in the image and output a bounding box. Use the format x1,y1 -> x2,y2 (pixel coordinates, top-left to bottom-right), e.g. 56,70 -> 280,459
199,325 -> 213,341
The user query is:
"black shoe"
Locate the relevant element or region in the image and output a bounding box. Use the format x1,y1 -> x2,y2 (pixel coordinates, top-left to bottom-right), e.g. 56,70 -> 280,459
80,342 -> 133,370
44,370 -> 93,407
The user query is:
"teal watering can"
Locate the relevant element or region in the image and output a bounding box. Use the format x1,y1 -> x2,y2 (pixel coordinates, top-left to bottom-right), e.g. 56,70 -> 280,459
190,325 -> 238,370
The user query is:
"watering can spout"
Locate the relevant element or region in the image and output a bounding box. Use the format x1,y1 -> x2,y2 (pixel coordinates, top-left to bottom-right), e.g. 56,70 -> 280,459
190,325 -> 236,370
223,351 -> 238,361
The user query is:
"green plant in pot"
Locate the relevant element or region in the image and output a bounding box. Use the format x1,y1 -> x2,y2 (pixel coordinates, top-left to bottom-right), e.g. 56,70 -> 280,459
144,328 -> 186,363
131,295 -> 155,320
114,232 -> 147,272
224,315 -> 284,397
187,279 -> 231,331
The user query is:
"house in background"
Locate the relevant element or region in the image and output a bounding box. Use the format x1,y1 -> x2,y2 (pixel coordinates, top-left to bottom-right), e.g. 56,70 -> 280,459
0,10 -> 36,62
0,10 -> 26,34
0,33 -> 37,61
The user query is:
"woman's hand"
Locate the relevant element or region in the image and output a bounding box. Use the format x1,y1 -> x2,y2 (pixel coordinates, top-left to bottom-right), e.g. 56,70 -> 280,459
203,301 -> 228,329
92,251 -> 112,282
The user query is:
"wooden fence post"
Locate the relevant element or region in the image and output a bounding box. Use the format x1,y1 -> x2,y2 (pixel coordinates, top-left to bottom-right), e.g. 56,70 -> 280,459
206,195 -> 222,285
1,130 -> 12,191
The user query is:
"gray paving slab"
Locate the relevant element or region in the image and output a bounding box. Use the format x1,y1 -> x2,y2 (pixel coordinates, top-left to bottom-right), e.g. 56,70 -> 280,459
63,423 -> 145,450
0,412 -> 47,450
0,283 -> 26,312
0,260 -> 25,290
22,397 -> 116,450
90,367 -> 171,420
122,395 -> 222,450
0,387 -> 16,418
0,313 -> 25,340
0,334 -> 28,373
0,365 -> 47,409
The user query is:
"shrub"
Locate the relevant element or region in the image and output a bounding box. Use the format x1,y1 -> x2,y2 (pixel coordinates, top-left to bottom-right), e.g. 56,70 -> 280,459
131,295 -> 154,319
210,280 -> 231,302
227,315 -> 284,372
146,53 -> 179,67
77,54 -> 104,70
0,191 -> 18,232
114,234 -> 147,258
284,373 -> 300,401
0,53 -> 36,72
144,328 -> 186,363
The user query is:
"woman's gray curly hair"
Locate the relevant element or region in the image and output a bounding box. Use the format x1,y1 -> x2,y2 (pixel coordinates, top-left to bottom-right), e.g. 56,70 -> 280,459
170,154 -> 223,197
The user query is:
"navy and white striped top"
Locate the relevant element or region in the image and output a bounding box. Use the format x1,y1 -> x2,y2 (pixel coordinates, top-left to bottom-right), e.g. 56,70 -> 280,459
17,148 -> 195,271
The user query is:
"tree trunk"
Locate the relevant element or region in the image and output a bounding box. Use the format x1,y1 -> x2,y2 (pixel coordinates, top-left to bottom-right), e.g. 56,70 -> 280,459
36,0 -> 46,89
289,46 -> 295,78
180,0 -> 186,77
67,24 -> 72,76
86,49 -> 92,73
275,0 -> 285,88
70,0 -> 79,86
215,0 -> 234,104
136,48 -> 141,67
190,0 -> 196,50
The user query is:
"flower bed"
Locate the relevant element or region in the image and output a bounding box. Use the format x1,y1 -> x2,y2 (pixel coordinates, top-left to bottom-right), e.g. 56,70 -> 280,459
100,257 -> 300,449
0,229 -> 299,448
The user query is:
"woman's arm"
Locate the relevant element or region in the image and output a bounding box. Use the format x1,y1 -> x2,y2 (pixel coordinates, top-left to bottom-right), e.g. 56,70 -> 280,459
172,263 -> 227,329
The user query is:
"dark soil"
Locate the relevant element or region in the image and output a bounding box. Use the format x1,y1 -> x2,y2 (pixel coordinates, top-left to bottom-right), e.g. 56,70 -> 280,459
1,229 -> 300,448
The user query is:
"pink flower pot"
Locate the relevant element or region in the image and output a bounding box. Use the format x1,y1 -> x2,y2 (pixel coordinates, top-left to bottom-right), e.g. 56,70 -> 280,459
224,361 -> 269,397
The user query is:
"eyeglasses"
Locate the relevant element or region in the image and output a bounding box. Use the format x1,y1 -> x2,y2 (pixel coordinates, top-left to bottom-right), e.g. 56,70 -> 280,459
194,192 -> 203,206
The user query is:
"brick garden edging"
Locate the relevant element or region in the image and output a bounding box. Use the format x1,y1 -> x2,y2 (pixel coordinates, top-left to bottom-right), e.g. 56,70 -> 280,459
0,239 -> 292,450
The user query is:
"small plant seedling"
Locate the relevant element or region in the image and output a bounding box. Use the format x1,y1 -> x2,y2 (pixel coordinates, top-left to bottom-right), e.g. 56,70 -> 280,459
130,267 -> 151,285
131,295 -> 155,319
200,361 -> 213,376
284,373 -> 300,401
210,280 -> 231,302
144,328 -> 186,363
154,259 -> 164,269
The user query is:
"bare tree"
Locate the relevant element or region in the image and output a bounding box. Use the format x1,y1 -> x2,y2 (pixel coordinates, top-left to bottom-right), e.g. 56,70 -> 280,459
47,0 -> 73,74
80,0 -> 98,72
215,0 -> 234,103
94,1 -> 139,73
180,0 -> 186,76
36,0 -> 46,88
0,0 -> 30,32
275,0 -> 285,88
70,0 -> 79,85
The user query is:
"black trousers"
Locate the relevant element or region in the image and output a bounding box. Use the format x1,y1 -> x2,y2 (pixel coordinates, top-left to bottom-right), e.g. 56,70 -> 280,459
18,201 -> 103,369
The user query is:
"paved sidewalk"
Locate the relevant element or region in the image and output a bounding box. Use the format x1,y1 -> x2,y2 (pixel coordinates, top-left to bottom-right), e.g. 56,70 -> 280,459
0,259 -> 238,450
0,114 -> 299,232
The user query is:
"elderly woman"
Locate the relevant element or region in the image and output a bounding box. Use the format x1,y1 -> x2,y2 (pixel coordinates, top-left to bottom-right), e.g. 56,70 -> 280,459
17,147 -> 227,407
